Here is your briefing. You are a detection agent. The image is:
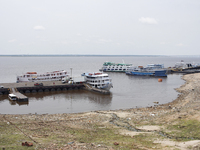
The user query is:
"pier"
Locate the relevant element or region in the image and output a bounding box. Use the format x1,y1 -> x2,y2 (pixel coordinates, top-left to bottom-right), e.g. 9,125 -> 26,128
0,80 -> 110,99
0,81 -> 84,96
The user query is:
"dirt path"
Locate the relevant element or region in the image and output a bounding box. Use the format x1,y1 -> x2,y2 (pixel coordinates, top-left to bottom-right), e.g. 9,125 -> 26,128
1,73 -> 200,149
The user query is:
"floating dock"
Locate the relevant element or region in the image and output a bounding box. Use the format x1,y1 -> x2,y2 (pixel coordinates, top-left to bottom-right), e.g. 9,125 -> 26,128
9,88 -> 28,101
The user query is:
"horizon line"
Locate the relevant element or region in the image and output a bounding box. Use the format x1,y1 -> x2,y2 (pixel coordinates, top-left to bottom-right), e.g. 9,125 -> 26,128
0,54 -> 199,57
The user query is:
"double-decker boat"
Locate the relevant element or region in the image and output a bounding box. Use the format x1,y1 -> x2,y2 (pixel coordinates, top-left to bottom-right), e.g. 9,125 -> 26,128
16,70 -> 69,82
83,72 -> 113,91
100,61 -> 132,72
126,64 -> 167,77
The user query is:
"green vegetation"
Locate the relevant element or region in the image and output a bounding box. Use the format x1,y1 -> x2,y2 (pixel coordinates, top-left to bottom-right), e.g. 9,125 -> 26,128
65,125 -> 160,149
0,122 -> 35,149
0,119 -> 162,150
165,119 -> 200,140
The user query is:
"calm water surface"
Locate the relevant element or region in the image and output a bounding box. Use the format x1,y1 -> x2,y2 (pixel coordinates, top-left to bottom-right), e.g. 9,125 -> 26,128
0,56 -> 198,114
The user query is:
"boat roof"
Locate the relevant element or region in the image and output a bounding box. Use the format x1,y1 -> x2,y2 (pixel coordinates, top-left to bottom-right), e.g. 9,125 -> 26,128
103,62 -> 132,66
23,70 -> 68,75
9,94 -> 17,97
85,72 -> 108,77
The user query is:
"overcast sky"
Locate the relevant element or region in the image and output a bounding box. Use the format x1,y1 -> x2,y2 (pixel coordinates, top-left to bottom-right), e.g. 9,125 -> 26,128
0,0 -> 200,55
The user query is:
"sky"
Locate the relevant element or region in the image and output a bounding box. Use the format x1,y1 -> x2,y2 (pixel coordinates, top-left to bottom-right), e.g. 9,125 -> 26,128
0,0 -> 200,55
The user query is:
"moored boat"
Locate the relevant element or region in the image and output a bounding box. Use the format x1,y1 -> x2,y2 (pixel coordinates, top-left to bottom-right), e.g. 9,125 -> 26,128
171,60 -> 200,72
100,61 -> 132,72
126,64 -> 167,77
8,94 -> 18,101
83,72 -> 113,91
17,70 -> 69,82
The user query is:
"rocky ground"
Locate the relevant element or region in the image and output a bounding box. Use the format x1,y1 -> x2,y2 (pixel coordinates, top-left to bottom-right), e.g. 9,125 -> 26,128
1,73 -> 200,150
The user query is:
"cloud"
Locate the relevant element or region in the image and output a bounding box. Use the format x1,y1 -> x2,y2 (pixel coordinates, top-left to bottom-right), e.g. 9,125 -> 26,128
97,39 -> 112,44
160,42 -> 166,45
33,26 -> 45,30
139,17 -> 158,24
8,39 -> 17,43
176,43 -> 184,47
76,33 -> 82,36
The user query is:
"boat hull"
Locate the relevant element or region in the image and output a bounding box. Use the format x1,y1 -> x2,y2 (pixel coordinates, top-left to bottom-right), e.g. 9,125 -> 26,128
99,82 -> 113,91
126,70 -> 167,77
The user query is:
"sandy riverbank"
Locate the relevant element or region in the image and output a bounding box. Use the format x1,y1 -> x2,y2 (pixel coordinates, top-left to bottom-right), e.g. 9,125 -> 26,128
1,73 -> 200,149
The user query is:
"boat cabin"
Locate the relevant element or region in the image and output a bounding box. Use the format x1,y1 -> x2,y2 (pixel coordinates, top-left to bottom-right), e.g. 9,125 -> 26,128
8,94 -> 18,101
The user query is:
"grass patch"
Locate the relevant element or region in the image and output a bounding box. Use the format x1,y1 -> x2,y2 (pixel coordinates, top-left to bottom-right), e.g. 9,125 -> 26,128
0,122 -> 35,149
165,119 -> 200,140
65,125 -> 160,149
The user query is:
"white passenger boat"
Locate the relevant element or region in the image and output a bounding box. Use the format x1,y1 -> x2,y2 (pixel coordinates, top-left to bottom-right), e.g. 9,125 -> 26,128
173,60 -> 200,70
84,72 -> 113,91
17,70 -> 69,82
101,62 -> 132,72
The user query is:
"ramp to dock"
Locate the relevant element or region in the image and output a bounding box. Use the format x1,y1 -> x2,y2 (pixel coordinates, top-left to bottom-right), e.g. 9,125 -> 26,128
9,88 -> 28,101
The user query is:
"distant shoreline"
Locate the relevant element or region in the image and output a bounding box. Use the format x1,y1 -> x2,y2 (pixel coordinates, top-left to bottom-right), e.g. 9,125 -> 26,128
0,54 -> 198,57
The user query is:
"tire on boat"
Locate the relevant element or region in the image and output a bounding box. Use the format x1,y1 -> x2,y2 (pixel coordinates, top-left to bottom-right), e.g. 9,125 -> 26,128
57,88 -> 61,91
25,90 -> 30,93
62,88 -> 67,91
44,89 -> 49,92
51,88 -> 55,92
32,90 -> 37,93
38,89 -> 43,92
74,87 -> 78,90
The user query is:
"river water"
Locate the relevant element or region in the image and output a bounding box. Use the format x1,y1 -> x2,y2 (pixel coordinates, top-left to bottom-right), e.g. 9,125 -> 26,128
0,56 -> 198,114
